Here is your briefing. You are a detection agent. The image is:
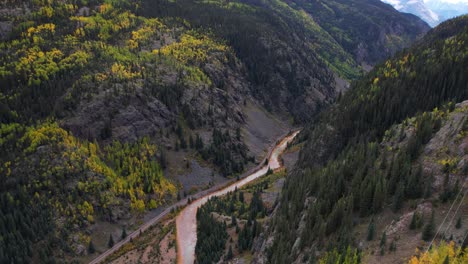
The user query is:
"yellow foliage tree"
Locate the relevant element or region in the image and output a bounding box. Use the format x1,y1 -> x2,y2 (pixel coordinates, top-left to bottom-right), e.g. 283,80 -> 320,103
408,241 -> 468,264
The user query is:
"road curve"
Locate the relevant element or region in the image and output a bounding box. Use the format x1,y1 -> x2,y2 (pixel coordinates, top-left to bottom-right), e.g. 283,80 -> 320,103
176,130 -> 300,264
88,202 -> 182,264
89,130 -> 299,264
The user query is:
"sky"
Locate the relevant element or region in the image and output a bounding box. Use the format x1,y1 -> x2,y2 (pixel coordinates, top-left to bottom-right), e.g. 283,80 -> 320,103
424,0 -> 468,3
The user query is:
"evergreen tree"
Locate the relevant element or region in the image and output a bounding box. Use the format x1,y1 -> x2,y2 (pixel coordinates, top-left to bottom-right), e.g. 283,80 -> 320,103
455,217 -> 462,229
367,219 -> 375,241
409,211 -> 421,230
424,173 -> 433,198
422,211 -> 435,241
380,231 -> 387,248
410,213 -> 417,230
88,240 -> 95,254
443,256 -> 449,264
108,234 -> 115,248
392,183 -> 404,212
236,128 -> 241,140
372,178 -> 385,212
389,240 -> 396,252
195,134 -> 204,150
231,214 -> 237,227
121,228 -> 127,239
159,149 -> 167,169
267,167 -> 273,175
226,245 -> 233,260
189,135 -> 194,149
180,137 -> 187,149
462,231 -> 468,250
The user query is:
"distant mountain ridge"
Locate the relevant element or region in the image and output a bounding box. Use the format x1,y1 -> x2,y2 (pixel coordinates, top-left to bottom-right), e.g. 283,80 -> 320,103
259,15 -> 468,263
382,0 -> 468,26
0,0 -> 430,262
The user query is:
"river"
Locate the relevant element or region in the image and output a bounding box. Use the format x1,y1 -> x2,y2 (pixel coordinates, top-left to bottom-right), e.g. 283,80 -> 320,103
176,131 -> 299,264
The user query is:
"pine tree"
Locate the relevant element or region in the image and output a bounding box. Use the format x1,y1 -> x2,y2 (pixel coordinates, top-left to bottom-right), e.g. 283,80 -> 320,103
226,245 -> 233,260
180,137 -> 187,149
367,219 -> 375,241
389,240 -> 396,252
159,149 -> 167,169
424,173 -> 433,198
189,135 -> 194,149
267,167 -> 273,175
443,256 -> 449,264
455,216 -> 461,229
392,183 -> 404,212
462,231 -> 468,250
231,214 -> 237,227
88,240 -> 95,254
121,228 -> 127,239
380,231 -> 387,248
372,178 -> 385,212
380,246 -> 385,256
236,127 -> 241,140
439,172 -> 452,202
108,234 -> 114,248
410,212 -> 418,230
195,134 -> 204,150
422,211 -> 435,241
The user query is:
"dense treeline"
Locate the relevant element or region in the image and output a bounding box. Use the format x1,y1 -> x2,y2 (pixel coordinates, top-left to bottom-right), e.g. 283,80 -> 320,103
140,0 -> 338,121
200,128 -> 252,176
289,0 -> 429,65
0,194 -> 54,263
0,0 -> 236,129
0,122 -> 175,261
195,181 -> 269,260
268,16 -> 468,263
0,0 -> 434,261
299,15 -> 468,168
195,199 -> 228,264
173,124 -> 252,176
408,241 -> 468,263
0,0 -> 244,259
139,0 -> 426,121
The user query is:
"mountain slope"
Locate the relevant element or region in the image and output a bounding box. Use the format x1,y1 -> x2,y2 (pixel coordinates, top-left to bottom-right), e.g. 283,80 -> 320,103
140,0 -> 429,120
382,0 -> 468,27
259,15 -> 468,263
0,0 -> 430,261
287,0 -> 430,64
382,0 -> 440,26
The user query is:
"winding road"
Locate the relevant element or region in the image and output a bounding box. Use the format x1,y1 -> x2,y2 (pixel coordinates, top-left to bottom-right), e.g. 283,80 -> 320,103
89,130 -> 299,264
176,130 -> 299,264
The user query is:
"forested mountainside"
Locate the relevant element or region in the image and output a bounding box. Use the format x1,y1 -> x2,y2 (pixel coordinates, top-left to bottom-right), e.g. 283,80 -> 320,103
0,0 -> 429,262
261,16 -> 468,263
139,0 -> 429,120
281,0 -> 430,65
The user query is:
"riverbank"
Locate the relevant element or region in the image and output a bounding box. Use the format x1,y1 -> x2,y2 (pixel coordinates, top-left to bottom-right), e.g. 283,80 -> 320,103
176,130 -> 300,264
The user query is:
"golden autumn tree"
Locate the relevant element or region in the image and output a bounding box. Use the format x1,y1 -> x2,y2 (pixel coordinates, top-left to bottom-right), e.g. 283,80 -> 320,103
408,241 -> 468,264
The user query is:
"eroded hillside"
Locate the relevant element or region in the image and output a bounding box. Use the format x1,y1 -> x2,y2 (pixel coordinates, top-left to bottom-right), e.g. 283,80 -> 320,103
0,0 -> 431,262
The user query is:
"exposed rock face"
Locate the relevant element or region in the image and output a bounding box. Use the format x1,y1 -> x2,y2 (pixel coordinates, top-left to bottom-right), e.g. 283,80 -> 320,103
62,79 -> 249,144
63,87 -> 174,142
0,21 -> 12,40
